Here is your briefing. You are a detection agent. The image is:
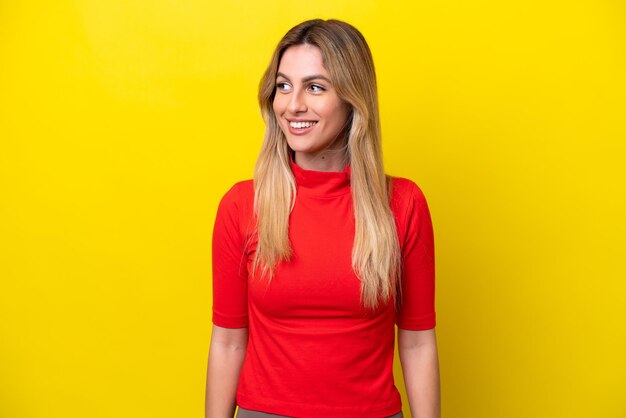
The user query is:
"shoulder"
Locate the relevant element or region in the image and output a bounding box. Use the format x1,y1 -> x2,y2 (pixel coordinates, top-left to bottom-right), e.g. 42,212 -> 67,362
218,179 -> 254,207
223,179 -> 254,197
389,176 -> 428,214
215,179 -> 255,225
388,176 -> 434,248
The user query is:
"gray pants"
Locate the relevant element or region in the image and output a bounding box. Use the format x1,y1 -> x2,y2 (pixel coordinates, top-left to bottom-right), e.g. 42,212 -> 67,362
236,406 -> 404,418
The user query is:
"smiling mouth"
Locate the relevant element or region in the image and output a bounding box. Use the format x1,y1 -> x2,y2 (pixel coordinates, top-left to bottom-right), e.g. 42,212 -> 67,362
289,121 -> 318,129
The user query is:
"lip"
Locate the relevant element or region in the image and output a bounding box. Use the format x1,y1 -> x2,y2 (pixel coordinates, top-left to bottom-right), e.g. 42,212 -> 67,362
286,119 -> 318,136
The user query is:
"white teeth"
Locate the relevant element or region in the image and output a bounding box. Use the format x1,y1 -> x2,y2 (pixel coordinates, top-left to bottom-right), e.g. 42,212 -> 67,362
289,121 -> 317,129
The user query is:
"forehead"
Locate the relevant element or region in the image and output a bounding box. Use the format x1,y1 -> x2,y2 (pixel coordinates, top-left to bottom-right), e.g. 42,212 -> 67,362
277,44 -> 328,78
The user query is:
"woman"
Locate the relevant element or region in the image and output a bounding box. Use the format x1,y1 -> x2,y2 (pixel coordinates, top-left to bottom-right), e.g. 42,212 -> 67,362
206,19 -> 440,418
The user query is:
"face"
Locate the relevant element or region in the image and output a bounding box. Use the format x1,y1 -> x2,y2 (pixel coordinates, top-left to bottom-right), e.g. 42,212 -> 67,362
272,44 -> 351,169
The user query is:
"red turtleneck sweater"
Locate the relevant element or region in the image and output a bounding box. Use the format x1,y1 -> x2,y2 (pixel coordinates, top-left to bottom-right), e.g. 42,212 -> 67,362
211,159 -> 435,418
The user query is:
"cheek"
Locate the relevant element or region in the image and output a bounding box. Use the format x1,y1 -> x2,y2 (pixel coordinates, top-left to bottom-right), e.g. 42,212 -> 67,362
272,98 -> 288,132
273,95 -> 287,116
326,103 -> 350,129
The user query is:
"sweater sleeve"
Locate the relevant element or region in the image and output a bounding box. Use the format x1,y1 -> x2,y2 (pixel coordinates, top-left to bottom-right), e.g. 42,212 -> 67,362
211,183 -> 249,328
396,182 -> 436,330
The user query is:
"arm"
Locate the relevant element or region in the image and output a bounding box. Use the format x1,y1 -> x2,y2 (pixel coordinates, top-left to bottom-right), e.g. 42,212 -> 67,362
208,183 -> 250,417
205,324 -> 248,418
398,328 -> 440,418
395,181 -> 439,416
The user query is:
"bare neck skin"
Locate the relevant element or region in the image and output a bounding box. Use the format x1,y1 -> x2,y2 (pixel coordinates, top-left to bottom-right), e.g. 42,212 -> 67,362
294,147 -> 347,172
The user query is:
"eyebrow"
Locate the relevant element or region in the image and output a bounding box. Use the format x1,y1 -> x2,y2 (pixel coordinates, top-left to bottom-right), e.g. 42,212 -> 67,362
276,72 -> 332,84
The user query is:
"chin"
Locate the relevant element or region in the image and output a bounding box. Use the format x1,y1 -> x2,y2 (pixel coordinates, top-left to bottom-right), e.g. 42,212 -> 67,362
285,139 -> 312,152
287,143 -> 323,155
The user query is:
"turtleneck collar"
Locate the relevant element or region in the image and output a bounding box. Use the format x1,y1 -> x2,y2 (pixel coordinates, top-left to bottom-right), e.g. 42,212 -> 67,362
289,153 -> 351,197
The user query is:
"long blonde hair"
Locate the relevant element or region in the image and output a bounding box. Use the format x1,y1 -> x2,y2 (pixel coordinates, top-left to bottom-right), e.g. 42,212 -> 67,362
254,19 -> 401,309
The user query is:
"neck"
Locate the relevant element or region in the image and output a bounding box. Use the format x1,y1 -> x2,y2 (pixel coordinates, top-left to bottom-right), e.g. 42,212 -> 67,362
294,149 -> 347,172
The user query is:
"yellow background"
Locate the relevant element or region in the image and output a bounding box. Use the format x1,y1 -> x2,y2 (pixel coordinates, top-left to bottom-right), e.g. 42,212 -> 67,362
1,1 -> 624,417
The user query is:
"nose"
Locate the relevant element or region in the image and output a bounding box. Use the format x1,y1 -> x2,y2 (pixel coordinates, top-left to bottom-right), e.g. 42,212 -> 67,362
288,89 -> 307,114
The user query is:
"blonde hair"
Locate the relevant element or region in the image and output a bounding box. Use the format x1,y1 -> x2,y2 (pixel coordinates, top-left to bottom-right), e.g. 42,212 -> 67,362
254,19 -> 401,309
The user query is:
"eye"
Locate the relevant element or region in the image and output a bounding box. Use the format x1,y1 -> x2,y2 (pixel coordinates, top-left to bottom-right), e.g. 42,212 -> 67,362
309,84 -> 325,93
275,82 -> 291,93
